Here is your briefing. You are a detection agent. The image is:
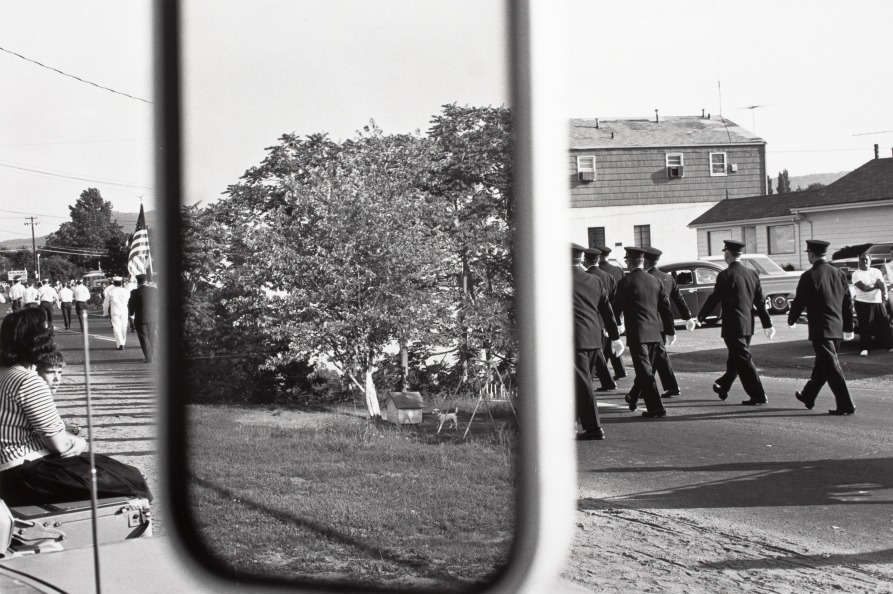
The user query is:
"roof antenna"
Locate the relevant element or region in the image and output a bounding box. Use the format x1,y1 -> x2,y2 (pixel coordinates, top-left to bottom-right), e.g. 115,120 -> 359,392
81,310 -> 103,593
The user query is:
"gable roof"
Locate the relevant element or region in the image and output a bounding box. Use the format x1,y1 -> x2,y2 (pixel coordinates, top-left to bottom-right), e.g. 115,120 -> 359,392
689,157 -> 893,226
570,116 -> 764,150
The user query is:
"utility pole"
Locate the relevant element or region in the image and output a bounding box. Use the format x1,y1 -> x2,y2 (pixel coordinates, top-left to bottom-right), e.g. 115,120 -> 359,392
24,217 -> 39,282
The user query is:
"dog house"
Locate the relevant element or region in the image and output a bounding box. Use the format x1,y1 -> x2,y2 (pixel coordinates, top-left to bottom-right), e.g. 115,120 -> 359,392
384,391 -> 424,425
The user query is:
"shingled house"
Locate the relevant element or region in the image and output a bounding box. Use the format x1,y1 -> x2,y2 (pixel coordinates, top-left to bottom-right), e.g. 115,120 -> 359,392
688,156 -> 893,270
569,112 -> 766,262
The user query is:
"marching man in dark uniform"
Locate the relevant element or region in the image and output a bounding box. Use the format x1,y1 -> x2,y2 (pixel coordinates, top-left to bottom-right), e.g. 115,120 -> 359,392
583,247 -> 621,392
643,247 -> 698,397
572,244 -> 624,440
697,239 -> 775,405
613,246 -> 675,418
787,239 -> 857,415
596,245 -> 627,381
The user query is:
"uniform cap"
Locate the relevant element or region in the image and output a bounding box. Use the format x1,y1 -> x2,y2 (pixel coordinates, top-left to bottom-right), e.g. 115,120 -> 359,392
571,242 -> 588,254
642,246 -> 663,259
112,276 -> 123,282
595,245 -> 612,255
805,239 -> 830,255
583,246 -> 602,256
12,276 -> 20,281
135,274 -> 147,283
722,239 -> 746,254
624,246 -> 646,258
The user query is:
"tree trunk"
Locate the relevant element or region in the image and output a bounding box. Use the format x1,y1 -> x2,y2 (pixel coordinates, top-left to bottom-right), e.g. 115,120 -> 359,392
399,342 -> 408,392
364,353 -> 381,419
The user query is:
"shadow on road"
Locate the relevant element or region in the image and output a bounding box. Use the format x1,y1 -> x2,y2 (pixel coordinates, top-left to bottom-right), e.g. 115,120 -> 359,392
694,547 -> 893,571
580,457 -> 893,509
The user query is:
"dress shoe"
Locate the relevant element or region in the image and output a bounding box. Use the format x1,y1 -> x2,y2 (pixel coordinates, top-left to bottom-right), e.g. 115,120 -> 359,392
628,401 -> 638,412
661,389 -> 681,398
712,383 -> 728,401
794,391 -> 815,410
117,346 -> 123,351
741,399 -> 768,406
613,373 -> 627,381
595,385 -> 617,392
828,409 -> 855,416
576,428 -> 606,440
641,410 -> 667,418
624,393 -> 632,404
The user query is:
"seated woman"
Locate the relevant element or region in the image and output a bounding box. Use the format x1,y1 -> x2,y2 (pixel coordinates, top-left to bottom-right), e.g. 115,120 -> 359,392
0,308 -> 151,506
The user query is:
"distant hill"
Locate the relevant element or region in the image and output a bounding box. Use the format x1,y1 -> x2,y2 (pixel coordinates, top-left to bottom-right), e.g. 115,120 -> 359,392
0,209 -> 156,251
770,171 -> 850,192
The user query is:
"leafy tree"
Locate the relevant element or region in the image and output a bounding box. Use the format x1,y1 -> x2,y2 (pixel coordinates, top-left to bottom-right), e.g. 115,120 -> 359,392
36,255 -> 81,283
44,188 -> 128,272
208,124 -> 453,418
426,104 -> 516,392
776,169 -> 791,194
806,182 -> 826,191
767,175 -> 773,195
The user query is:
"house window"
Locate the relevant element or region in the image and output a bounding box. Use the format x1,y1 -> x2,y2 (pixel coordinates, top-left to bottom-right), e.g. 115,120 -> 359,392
710,152 -> 727,176
666,153 -> 684,178
576,156 -> 596,182
587,227 -> 605,249
707,230 -> 731,255
633,225 -> 651,248
768,225 -> 795,254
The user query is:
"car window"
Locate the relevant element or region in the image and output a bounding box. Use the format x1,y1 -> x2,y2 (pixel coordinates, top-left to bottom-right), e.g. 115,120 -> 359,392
695,268 -> 719,285
673,269 -> 694,286
741,259 -> 762,274
749,256 -> 784,274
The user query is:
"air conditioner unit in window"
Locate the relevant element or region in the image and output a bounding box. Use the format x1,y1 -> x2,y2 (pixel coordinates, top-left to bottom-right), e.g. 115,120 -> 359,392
578,171 -> 596,182
667,166 -> 683,178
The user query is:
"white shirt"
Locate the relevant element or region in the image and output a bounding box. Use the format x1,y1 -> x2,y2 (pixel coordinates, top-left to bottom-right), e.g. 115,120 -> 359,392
103,285 -> 131,316
23,286 -> 39,304
59,287 -> 74,303
8,283 -> 25,300
37,284 -> 58,304
73,285 -> 91,301
852,268 -> 885,303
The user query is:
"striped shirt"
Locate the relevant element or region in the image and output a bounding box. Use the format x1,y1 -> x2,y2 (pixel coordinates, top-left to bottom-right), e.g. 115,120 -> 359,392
0,366 -> 64,470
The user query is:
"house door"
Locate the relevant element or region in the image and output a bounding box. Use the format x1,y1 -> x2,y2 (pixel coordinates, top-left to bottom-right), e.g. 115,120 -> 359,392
744,227 -> 757,253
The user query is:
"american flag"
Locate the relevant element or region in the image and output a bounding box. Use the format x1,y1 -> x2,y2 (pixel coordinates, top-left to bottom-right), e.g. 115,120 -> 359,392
127,204 -> 153,280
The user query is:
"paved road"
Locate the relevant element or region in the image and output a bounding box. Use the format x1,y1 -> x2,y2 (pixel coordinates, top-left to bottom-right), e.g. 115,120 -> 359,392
578,322 -> 893,561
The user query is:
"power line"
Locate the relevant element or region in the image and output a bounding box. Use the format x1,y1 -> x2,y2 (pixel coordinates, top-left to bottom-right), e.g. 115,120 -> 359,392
0,45 -> 151,104
0,208 -> 67,219
0,161 -> 154,190
0,138 -> 151,148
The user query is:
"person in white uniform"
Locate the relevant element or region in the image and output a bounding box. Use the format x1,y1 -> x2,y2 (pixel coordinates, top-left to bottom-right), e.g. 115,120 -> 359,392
102,277 -> 131,350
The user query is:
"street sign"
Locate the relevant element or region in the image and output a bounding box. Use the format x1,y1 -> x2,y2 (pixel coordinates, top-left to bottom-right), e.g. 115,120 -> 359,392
7,270 -> 27,282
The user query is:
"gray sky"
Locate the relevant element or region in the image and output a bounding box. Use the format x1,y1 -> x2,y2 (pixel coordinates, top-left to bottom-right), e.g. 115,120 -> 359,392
2,0 -> 891,243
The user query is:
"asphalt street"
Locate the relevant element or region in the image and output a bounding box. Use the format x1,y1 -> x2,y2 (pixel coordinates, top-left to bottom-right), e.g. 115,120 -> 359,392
579,319 -> 893,559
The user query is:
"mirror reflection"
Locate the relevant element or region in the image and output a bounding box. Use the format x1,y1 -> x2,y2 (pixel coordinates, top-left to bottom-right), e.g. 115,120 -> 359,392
180,1 -> 518,588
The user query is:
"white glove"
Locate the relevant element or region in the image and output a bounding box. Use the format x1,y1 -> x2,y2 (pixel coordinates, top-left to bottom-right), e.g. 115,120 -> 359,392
617,324 -> 625,335
843,332 -> 854,341
684,318 -> 698,332
764,327 -> 776,340
664,334 -> 677,347
611,339 -> 624,357
788,323 -> 797,329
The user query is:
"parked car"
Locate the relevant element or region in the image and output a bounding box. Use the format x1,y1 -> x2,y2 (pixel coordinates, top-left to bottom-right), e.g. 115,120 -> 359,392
701,253 -> 802,313
829,242 -> 893,282
655,260 -> 724,325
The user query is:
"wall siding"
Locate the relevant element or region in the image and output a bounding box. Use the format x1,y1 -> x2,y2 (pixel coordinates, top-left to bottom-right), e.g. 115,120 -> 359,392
693,204 -> 893,270
570,145 -> 766,208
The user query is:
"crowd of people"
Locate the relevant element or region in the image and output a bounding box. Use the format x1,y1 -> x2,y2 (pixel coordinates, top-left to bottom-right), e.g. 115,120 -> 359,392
0,273 -> 157,506
572,238 -> 866,441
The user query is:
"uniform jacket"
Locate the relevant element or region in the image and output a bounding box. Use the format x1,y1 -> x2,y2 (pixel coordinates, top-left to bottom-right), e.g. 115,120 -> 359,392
586,265 -> 621,325
614,268 -> 675,345
787,259 -> 854,340
698,261 -> 772,338
649,267 -> 691,320
598,261 -> 625,284
573,267 -> 620,350
103,286 -> 130,317
128,284 -> 158,325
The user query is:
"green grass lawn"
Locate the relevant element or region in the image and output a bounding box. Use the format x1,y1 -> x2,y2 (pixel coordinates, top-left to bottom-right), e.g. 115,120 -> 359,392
187,404 -> 518,591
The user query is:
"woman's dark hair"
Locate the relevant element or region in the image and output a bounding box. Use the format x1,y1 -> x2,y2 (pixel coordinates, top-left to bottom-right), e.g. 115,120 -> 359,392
0,308 -> 56,367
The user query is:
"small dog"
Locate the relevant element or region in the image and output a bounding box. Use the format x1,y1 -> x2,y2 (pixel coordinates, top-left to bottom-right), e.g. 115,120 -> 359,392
432,406 -> 459,433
